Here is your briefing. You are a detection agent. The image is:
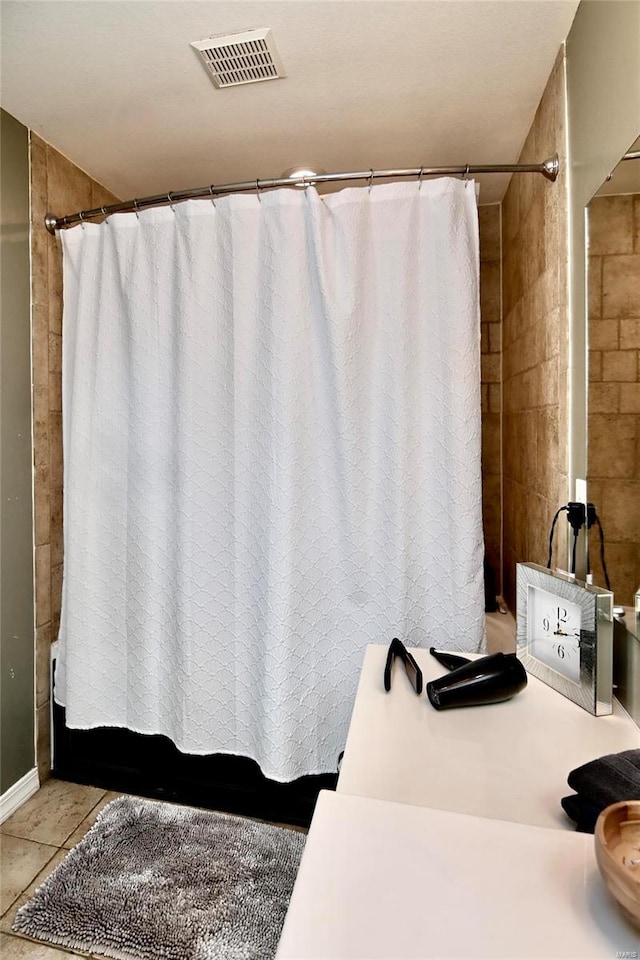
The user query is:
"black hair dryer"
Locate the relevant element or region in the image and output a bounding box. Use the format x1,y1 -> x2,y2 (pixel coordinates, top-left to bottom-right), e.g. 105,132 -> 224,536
426,648 -> 527,710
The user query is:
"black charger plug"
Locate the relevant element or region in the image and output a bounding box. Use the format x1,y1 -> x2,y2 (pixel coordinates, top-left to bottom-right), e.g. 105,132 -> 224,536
565,502 -> 586,575
566,501 -> 586,537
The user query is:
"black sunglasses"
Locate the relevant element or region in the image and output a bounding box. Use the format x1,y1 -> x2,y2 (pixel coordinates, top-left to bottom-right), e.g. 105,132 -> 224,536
383,638 -> 423,695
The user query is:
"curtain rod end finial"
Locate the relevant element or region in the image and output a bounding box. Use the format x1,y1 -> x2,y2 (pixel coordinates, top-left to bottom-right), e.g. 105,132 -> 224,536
542,154 -> 560,182
45,213 -> 58,235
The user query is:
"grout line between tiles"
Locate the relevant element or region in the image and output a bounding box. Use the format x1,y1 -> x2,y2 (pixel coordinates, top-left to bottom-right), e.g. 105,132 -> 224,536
1,843 -> 59,920
58,789 -> 109,849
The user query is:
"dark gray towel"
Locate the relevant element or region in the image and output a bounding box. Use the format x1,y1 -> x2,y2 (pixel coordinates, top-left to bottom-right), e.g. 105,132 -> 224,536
567,748 -> 640,807
562,748 -> 640,833
560,794 -> 605,833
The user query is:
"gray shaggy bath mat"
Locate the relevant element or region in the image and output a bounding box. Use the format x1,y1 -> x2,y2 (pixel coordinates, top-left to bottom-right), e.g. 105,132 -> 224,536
13,795 -> 305,960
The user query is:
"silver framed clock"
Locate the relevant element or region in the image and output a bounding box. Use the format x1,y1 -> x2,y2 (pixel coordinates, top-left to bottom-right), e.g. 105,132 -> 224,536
516,562 -> 614,716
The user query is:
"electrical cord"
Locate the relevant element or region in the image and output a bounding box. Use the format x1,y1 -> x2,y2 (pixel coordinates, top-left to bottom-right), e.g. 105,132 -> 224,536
547,505 -> 569,569
586,502 -> 595,579
546,500 -> 611,588
586,502 -> 611,591
547,502 -> 586,574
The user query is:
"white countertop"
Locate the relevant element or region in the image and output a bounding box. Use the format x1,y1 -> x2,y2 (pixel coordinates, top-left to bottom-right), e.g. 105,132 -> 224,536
277,642 -> 640,959
276,790 -> 640,960
337,645 -> 640,830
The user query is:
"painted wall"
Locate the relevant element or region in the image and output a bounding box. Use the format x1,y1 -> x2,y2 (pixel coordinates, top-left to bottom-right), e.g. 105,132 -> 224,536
0,109 -> 35,793
566,0 -> 640,502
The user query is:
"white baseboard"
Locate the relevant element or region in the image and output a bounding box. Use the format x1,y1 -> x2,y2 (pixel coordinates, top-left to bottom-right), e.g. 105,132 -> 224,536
0,767 -> 40,823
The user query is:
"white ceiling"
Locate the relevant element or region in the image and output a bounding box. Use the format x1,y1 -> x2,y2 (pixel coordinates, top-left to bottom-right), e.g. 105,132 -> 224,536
1,1 -> 580,209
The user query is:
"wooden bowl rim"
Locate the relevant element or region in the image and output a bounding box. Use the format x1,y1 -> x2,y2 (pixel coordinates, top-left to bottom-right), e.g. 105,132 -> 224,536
595,801 -> 640,887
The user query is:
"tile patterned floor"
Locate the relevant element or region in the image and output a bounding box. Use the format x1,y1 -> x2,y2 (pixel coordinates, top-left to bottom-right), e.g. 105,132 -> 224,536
0,780 -> 118,957
0,778 -> 306,958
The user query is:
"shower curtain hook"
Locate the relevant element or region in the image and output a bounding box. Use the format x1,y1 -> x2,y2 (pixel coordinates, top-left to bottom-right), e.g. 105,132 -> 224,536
133,199 -> 140,220
101,206 -> 109,224
167,192 -> 176,213
255,179 -> 262,203
368,169 -> 374,193
209,185 -> 216,208
78,211 -> 86,231
463,164 -> 471,186
418,167 -> 424,190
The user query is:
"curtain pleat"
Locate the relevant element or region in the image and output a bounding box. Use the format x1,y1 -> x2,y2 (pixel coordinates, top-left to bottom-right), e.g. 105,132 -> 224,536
55,179 -> 484,781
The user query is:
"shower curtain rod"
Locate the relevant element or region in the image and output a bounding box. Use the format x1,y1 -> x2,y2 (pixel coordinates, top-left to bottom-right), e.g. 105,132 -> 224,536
44,154 -> 560,234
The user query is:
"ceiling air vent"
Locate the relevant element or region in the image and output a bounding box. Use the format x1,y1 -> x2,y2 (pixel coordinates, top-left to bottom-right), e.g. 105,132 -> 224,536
191,28 -> 286,88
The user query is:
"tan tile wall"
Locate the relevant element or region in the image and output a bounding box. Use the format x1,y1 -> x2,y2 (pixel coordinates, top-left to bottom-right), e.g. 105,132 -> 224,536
501,52 -> 570,610
587,194 -> 640,605
30,134 -> 119,781
479,205 -> 502,592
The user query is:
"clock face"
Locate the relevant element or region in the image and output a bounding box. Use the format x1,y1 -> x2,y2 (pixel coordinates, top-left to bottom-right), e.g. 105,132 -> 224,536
527,585 -> 582,684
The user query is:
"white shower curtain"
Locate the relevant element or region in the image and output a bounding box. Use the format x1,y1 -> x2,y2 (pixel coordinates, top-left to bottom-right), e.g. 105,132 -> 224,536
55,178 -> 484,781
